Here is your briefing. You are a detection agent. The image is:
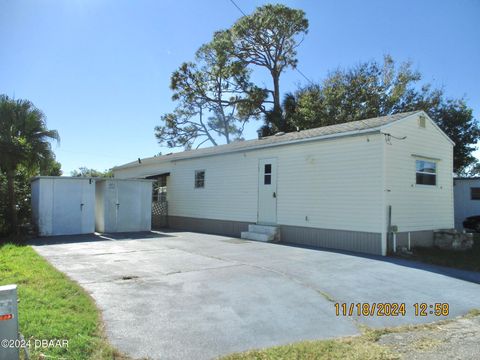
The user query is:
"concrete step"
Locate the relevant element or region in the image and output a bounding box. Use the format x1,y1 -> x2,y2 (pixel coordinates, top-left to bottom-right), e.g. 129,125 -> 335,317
248,224 -> 279,236
241,231 -> 274,242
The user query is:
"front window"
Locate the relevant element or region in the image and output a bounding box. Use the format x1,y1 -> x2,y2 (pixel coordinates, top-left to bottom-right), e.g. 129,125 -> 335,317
416,160 -> 436,186
195,170 -> 205,188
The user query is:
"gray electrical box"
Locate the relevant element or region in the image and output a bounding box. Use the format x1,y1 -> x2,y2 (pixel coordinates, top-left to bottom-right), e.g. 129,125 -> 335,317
0,284 -> 19,360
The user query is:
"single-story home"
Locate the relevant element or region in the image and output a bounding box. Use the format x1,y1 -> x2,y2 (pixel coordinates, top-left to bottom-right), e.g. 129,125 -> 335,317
454,177 -> 480,230
113,111 -> 454,256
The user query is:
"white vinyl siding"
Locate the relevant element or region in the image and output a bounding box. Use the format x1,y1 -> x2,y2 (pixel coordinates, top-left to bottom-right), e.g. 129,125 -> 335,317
384,114 -> 454,232
115,133 -> 384,233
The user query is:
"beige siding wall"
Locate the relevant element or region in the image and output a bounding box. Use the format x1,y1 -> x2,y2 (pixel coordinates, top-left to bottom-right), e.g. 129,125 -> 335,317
114,133 -> 384,233
384,114 -> 454,232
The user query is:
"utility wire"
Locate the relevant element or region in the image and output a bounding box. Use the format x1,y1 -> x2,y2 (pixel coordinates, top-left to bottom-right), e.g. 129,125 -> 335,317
295,67 -> 314,85
229,0 -> 246,16
228,0 -> 314,85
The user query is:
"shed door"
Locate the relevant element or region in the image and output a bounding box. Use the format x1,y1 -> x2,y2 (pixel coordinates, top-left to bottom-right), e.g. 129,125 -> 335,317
80,180 -> 95,233
52,179 -> 83,235
258,158 -> 277,224
116,181 -> 142,232
105,181 -> 118,232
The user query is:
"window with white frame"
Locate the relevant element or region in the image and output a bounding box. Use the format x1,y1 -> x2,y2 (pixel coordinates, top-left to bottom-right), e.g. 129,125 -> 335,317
194,170 -> 205,188
416,160 -> 436,185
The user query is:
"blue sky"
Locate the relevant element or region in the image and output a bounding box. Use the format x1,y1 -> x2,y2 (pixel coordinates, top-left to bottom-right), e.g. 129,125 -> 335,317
1,0 -> 479,175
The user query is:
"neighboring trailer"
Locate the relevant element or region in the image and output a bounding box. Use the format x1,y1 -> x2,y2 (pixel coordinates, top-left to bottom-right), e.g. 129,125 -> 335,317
113,111 -> 454,256
31,177 -> 95,236
453,178 -> 480,230
95,179 -> 154,233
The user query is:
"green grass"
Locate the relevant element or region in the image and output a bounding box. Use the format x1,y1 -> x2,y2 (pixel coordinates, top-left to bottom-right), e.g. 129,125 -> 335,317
0,243 -> 127,360
221,334 -> 397,360
402,235 -> 480,272
222,308 -> 480,360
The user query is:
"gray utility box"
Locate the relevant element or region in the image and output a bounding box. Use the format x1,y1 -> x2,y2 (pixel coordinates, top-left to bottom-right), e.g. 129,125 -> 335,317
31,177 -> 96,236
95,179 -> 154,233
0,285 -> 19,360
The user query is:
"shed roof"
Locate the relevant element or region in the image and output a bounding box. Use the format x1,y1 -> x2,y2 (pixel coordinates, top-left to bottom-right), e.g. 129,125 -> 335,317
114,111 -> 421,170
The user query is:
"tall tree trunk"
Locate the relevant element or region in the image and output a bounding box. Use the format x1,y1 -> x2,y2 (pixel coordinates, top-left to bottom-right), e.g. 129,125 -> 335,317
272,72 -> 284,131
6,169 -> 18,234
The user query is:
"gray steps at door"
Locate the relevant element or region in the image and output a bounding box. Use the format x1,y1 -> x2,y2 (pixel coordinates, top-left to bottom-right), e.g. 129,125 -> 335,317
241,224 -> 280,243
241,231 -> 274,242
248,224 -> 279,236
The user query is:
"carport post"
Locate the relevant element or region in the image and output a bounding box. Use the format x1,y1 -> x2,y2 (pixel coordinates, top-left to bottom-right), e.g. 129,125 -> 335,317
0,284 -> 19,360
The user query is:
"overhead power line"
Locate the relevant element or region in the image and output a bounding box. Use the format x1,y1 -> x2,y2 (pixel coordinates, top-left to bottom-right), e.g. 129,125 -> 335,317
228,0 -> 314,85
229,0 -> 246,16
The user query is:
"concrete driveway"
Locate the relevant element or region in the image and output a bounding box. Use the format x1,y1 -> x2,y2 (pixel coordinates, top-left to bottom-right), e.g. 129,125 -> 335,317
32,231 -> 480,360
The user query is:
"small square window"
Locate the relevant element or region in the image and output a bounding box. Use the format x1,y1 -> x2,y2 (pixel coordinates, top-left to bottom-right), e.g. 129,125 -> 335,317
471,188 -> 480,200
195,170 -> 205,188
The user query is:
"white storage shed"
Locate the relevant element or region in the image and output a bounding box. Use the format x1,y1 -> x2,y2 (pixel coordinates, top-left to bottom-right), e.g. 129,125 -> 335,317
95,179 -> 154,233
31,177 -> 96,236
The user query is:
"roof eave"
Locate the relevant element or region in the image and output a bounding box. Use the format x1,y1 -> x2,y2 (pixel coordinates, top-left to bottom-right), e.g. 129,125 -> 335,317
114,127 -> 383,170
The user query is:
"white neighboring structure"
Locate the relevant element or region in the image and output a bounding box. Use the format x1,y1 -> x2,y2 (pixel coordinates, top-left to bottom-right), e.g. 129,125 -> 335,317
113,111 -> 454,256
453,178 -> 480,230
31,177 -> 95,236
95,179 -> 153,233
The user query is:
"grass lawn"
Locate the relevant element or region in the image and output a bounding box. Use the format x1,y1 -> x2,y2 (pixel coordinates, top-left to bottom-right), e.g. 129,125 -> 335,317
221,334 -> 396,360
222,310 -> 480,360
399,235 -> 480,272
0,243 -> 127,360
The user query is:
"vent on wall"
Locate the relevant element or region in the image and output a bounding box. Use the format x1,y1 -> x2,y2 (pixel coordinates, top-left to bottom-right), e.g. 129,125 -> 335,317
418,115 -> 426,128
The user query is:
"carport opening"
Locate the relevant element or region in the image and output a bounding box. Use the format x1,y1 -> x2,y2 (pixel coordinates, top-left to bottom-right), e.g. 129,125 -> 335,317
146,173 -> 169,229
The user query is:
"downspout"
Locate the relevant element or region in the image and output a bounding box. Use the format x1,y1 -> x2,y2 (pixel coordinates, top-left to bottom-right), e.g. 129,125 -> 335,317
380,134 -> 388,256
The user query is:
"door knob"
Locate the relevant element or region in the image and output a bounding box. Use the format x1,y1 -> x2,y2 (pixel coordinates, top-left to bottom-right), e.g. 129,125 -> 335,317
80,203 -> 84,211
273,192 -> 276,198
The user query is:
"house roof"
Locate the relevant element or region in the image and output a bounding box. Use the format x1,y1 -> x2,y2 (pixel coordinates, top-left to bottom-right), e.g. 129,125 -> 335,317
114,111 -> 422,170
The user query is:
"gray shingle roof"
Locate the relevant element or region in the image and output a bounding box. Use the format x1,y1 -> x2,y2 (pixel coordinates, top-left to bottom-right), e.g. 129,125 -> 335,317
114,111 -> 420,169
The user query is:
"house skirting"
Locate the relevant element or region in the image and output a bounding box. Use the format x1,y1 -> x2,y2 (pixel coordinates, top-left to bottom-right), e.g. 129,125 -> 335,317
280,225 -> 383,256
168,216 -> 250,238
167,216 -> 384,255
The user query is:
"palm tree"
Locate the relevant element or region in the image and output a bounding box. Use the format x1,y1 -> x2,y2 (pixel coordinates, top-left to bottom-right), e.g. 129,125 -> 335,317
0,95 -> 59,233
259,92 -> 299,137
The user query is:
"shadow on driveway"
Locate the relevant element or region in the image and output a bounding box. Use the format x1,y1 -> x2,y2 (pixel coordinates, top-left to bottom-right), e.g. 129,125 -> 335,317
29,230 -> 176,246
282,241 -> 480,284
29,230 -> 480,284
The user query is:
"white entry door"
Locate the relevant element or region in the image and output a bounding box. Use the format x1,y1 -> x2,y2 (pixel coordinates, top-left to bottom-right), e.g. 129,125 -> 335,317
258,158 -> 277,224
